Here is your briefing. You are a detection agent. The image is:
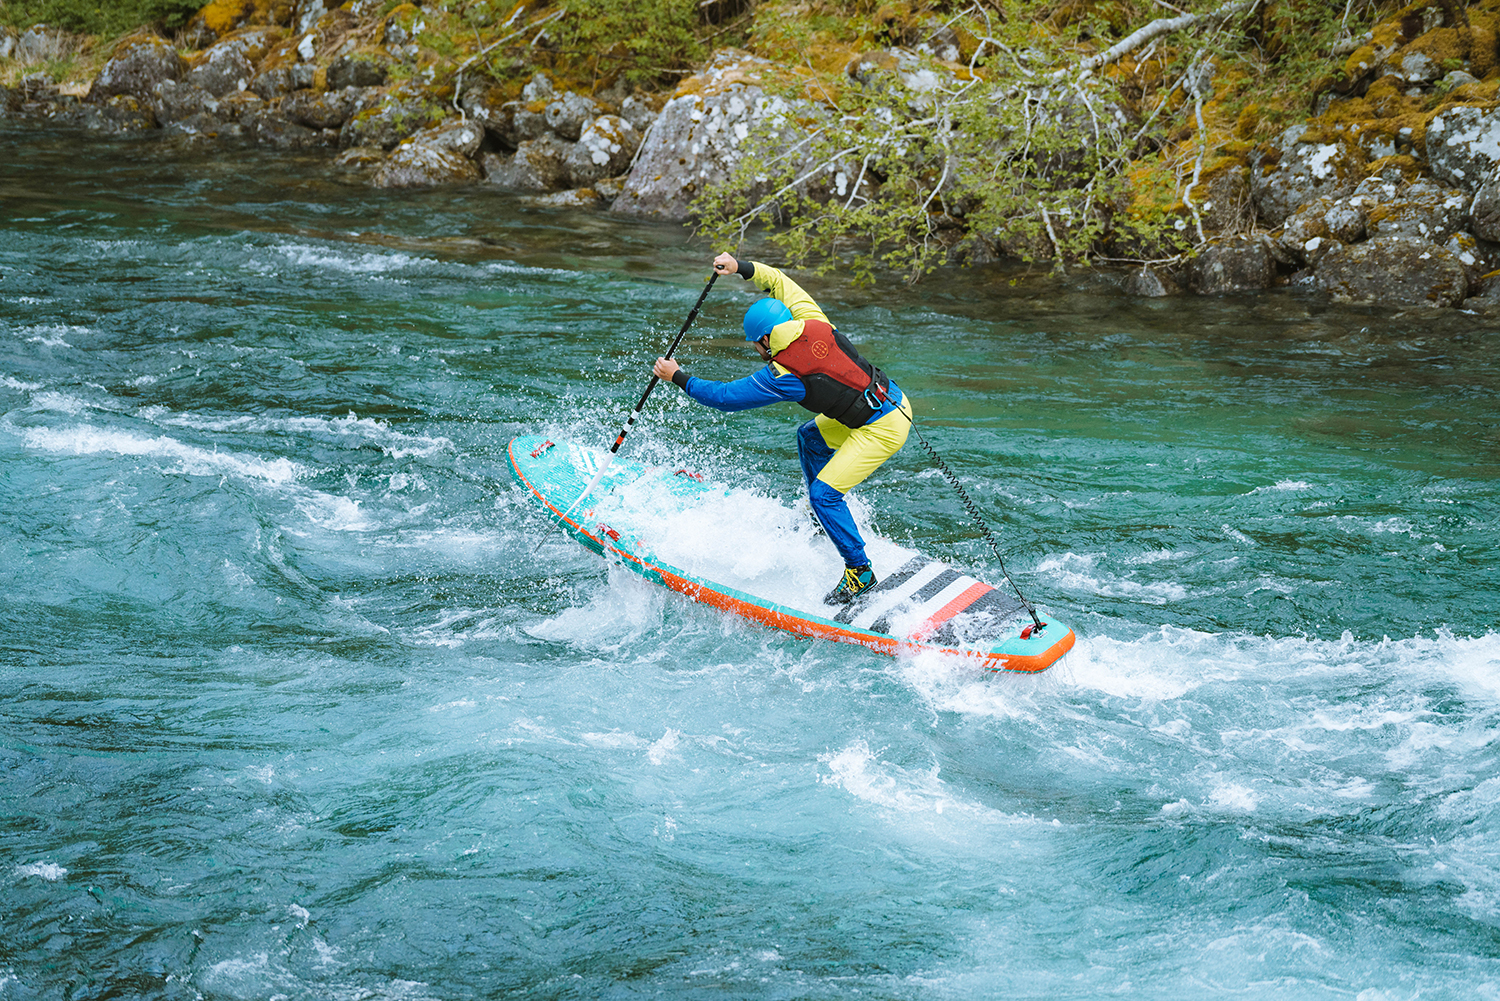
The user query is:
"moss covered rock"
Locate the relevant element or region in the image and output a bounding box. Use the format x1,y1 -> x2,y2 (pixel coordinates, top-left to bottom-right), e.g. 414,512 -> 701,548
1251,126 -> 1367,228
1314,234 -> 1468,306
91,35 -> 184,103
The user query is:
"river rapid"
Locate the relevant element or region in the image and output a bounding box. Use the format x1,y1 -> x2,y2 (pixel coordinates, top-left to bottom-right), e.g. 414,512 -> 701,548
3,125 -> 1499,1000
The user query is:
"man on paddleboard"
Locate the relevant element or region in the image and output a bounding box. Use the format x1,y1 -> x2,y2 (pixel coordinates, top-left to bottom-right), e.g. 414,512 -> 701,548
653,253 -> 912,605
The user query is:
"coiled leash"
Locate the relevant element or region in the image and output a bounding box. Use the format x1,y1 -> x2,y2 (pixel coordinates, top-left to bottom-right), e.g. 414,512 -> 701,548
864,384 -> 1046,633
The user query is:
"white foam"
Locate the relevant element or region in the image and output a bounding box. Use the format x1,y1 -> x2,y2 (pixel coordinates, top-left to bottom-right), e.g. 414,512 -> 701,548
19,424 -> 305,484
583,732 -> 649,754
14,862 -> 66,881
403,608 -> 505,648
526,564 -> 668,651
30,391 -> 97,415
1065,626 -> 1500,704
15,324 -> 87,347
1207,781 -> 1259,811
579,463 -> 908,618
273,243 -> 423,274
293,491 -> 372,531
647,728 -> 682,765
819,739 -> 1040,835
1035,551 -> 1189,605
155,410 -> 452,460
2,375 -> 42,391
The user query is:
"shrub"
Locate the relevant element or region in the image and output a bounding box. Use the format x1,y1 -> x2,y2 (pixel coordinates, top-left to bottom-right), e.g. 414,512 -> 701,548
0,0 -> 203,36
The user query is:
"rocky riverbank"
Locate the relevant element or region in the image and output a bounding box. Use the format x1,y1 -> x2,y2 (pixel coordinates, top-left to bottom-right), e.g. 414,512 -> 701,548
8,0 -> 1500,310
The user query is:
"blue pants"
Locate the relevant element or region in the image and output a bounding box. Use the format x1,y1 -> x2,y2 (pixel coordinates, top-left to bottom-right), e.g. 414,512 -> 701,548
794,420 -> 869,568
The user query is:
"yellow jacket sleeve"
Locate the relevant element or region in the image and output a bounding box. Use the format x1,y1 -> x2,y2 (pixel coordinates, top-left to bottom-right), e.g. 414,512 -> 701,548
748,263 -> 828,325
747,262 -> 828,355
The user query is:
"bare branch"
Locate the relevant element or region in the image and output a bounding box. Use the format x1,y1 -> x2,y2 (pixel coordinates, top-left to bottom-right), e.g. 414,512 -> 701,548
1055,0 -> 1260,79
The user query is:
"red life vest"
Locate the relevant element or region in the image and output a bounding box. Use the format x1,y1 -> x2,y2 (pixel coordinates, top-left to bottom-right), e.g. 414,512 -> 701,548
771,319 -> 890,428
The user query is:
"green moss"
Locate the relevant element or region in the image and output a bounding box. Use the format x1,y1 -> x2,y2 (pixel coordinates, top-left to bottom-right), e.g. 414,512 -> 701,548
0,0 -> 202,35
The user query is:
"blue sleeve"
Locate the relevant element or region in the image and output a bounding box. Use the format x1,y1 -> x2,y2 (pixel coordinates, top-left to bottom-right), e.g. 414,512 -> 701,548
684,365 -> 805,412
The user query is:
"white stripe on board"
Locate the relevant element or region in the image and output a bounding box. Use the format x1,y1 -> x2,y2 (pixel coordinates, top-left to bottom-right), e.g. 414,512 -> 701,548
899,576 -> 980,632
849,561 -> 949,630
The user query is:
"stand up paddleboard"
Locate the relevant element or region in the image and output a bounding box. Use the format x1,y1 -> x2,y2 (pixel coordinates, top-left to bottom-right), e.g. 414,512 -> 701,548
508,434 -> 1075,672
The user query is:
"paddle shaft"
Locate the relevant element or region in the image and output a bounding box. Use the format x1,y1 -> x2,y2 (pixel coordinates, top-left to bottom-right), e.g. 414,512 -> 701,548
561,271 -> 719,520
609,270 -> 719,455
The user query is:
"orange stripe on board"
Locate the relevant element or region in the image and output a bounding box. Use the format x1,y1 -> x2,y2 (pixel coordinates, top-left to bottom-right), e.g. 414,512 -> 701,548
909,581 -> 992,641
509,440 -> 1073,673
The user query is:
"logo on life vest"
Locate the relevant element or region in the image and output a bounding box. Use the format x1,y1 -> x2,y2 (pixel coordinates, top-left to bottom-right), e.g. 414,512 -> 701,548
810,339 -> 830,359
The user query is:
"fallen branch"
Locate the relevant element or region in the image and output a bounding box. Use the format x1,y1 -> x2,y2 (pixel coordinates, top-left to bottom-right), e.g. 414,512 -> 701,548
452,6 -> 567,118
1055,0 -> 1260,79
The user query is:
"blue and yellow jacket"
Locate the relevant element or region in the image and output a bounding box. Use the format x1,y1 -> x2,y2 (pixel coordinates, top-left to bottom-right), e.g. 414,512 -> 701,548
676,262 -> 904,426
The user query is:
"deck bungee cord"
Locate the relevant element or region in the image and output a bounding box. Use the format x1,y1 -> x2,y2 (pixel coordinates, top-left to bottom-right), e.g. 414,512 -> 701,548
895,406 -> 1046,634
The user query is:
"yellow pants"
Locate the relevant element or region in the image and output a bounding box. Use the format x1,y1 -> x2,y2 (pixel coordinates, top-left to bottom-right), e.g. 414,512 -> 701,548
811,396 -> 913,493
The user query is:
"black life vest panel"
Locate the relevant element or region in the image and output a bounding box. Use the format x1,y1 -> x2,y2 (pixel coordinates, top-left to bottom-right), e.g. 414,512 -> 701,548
771,319 -> 890,429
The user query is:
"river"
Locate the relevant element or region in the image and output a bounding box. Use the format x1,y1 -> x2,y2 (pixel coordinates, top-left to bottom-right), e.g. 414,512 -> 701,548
3,123 -> 1498,1000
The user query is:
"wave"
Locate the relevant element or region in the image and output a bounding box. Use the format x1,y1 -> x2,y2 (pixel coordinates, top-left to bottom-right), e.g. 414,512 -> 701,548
18,423 -> 306,484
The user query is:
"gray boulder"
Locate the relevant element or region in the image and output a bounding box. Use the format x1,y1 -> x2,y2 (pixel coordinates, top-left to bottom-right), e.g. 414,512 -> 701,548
187,29 -> 278,98
1314,235 -> 1468,307
521,73 -> 554,103
214,91 -> 263,124
1424,106 -> 1500,192
16,24 -> 73,63
188,44 -> 253,97
1469,167 -> 1500,242
327,54 -> 388,90
149,79 -> 218,125
1364,179 -> 1471,243
250,64 -> 316,100
1186,235 -> 1278,294
335,145 -> 386,170
457,84 -> 511,141
545,91 -> 599,141
407,118 -> 485,157
0,29 -> 15,61
564,114 -> 640,186
1463,270 -> 1500,308
1250,126 -> 1366,228
1121,266 -> 1180,297
619,94 -> 657,133
164,111 -> 232,140
1277,195 -> 1336,264
247,111 -> 335,149
339,85 -> 443,149
372,141 -> 482,188
614,52 -> 811,221
464,95 -> 545,149
92,35 -> 184,102
1445,231 -> 1489,285
281,86 -> 375,130
67,94 -> 157,133
481,136 -> 570,191
294,0 -> 333,34
1397,50 -> 1442,84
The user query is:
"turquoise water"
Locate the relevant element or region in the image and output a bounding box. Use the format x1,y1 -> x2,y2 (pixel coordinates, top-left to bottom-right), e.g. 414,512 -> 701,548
3,124 -> 1499,1000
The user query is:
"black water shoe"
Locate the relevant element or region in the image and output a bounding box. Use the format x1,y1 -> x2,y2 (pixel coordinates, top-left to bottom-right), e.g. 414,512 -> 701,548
825,564 -> 876,604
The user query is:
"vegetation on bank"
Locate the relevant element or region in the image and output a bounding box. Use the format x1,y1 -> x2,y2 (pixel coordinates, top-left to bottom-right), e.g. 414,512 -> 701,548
0,0 -> 201,37
4,0 -> 1497,279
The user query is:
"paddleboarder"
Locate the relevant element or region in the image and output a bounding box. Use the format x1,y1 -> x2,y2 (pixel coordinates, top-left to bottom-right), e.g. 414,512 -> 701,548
653,253 -> 912,604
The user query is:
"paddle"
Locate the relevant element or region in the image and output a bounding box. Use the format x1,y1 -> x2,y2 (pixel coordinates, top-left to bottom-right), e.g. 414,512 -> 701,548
559,271 -> 720,521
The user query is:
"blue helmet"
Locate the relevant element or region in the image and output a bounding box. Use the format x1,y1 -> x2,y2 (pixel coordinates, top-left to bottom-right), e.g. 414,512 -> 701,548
743,297 -> 793,342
